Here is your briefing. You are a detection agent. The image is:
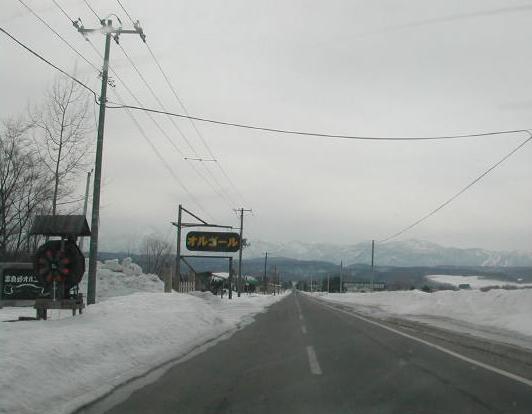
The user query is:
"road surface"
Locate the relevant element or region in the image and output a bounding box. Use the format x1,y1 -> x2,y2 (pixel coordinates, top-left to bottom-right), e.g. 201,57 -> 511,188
80,291 -> 532,413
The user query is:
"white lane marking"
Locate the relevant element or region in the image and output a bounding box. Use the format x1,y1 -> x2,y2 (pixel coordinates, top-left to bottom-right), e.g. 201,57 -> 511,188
306,346 -> 322,375
299,313 -> 304,321
301,325 -> 307,334
312,298 -> 532,389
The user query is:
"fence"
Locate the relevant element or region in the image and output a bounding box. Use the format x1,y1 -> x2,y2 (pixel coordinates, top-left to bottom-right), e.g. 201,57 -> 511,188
176,280 -> 195,293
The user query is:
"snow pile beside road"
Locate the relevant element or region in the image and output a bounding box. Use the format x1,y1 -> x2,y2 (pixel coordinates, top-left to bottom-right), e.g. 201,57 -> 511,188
78,258 -> 164,300
314,289 -> 532,339
0,291 -> 287,414
0,258 -> 164,322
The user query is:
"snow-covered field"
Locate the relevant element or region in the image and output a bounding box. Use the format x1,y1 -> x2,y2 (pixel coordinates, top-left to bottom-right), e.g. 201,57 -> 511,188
0,259 -> 287,414
311,289 -> 532,348
426,274 -> 532,289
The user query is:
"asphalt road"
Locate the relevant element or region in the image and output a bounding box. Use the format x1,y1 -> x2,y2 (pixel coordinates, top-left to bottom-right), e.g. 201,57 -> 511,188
83,291 -> 532,414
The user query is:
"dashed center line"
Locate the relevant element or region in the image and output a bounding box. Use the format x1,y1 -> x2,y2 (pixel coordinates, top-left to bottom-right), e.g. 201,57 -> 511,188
299,313 -> 304,321
306,346 -> 322,375
301,325 -> 307,334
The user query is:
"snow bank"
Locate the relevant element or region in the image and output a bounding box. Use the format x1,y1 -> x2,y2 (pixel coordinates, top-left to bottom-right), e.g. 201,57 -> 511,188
0,257 -> 288,414
78,258 -> 164,300
0,258 -> 163,322
313,289 -> 532,341
426,274 -> 532,289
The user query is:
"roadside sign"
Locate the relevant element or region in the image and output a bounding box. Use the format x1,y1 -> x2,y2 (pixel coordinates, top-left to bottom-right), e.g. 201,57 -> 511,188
186,231 -> 240,253
0,263 -> 44,306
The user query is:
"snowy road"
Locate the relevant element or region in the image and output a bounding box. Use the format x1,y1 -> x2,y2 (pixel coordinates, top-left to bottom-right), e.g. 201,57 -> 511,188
80,291 -> 532,414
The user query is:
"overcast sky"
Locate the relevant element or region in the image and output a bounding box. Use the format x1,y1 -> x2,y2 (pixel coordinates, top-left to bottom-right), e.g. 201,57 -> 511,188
2,0 -> 532,252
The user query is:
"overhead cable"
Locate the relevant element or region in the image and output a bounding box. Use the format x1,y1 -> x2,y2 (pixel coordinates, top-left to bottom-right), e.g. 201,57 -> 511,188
379,131 -> 532,243
0,26 -> 99,103
107,104 -> 531,142
4,24 -> 530,144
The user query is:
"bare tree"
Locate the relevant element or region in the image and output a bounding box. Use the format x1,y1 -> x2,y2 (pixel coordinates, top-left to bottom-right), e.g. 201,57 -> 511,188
0,120 -> 51,259
140,234 -> 171,276
30,74 -> 93,215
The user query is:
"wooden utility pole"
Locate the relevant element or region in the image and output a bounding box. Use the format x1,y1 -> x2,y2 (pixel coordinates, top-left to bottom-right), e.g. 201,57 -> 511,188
273,265 -> 277,295
235,208 -> 252,297
339,261 -> 343,293
263,252 -> 268,294
80,19 -> 146,305
371,240 -> 375,291
86,21 -> 111,305
228,257 -> 233,299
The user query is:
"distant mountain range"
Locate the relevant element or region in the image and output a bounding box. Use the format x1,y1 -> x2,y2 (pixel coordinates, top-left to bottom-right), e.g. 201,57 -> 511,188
243,239 -> 532,267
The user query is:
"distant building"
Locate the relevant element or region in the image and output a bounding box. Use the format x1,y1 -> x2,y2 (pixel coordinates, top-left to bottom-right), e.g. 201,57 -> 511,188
344,281 -> 385,292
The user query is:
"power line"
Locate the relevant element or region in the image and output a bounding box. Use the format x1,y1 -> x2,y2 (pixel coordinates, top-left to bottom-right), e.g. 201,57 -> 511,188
116,0 -> 247,206
17,0 -> 100,72
4,23 -> 530,146
0,26 -> 99,103
379,131 -> 532,243
50,0 -> 73,22
27,2 -> 217,221
116,0 -> 135,25
82,0 -> 102,23
112,89 -> 213,219
83,40 -> 218,220
144,42 -> 249,205
7,22 -> 531,243
115,43 -> 238,209
106,103 -> 532,142
100,45 -> 234,213
50,0 -> 225,219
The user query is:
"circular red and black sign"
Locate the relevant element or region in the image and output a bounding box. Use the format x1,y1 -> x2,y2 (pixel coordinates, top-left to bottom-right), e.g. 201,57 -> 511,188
34,240 -> 85,290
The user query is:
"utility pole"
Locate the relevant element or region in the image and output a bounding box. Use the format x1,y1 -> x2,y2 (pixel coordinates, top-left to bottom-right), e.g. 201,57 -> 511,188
339,260 -> 343,293
273,265 -> 277,295
79,169 -> 93,253
263,252 -> 268,294
85,20 -> 111,306
235,208 -> 252,297
173,204 -> 183,293
371,240 -> 375,292
228,257 -> 233,299
327,274 -> 330,293
79,18 -> 146,305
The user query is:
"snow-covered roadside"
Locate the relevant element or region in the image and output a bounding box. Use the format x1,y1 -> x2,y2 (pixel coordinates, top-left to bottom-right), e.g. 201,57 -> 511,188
426,274 -> 532,289
309,289 -> 532,348
1,259 -> 288,414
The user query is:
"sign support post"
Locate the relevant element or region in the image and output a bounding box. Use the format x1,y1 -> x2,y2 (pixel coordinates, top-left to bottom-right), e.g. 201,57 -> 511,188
371,240 -> 375,292
172,204 -> 182,292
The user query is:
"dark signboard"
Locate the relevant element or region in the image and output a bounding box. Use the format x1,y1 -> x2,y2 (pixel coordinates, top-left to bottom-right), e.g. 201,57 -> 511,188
1,264 -> 44,301
186,231 -> 240,253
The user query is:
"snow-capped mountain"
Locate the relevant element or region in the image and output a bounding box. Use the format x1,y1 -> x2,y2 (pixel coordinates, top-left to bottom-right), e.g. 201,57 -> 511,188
243,239 -> 532,267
